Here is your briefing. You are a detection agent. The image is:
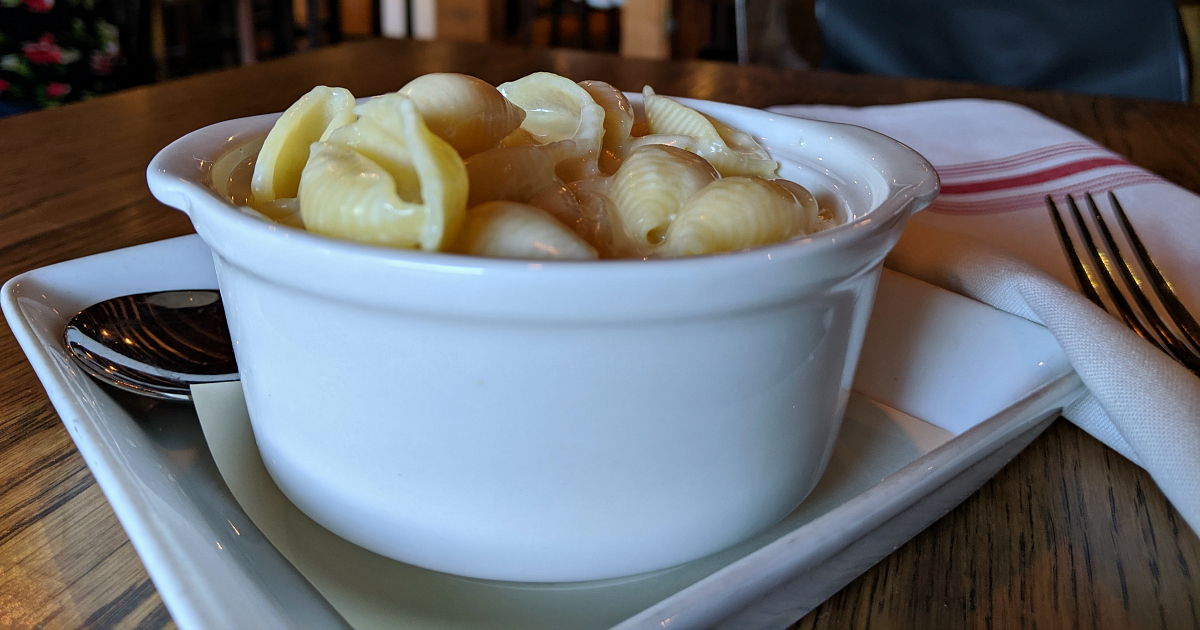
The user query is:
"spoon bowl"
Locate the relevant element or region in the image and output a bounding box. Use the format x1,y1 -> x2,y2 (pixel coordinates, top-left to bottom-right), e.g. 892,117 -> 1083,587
64,290 -> 238,401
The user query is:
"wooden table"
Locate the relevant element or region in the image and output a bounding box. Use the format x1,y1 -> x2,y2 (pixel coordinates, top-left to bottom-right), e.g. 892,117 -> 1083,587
1,38 -> 1198,629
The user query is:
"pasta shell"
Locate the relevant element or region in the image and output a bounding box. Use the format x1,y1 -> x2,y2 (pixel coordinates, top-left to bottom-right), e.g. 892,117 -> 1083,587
568,176 -> 645,259
251,86 -> 357,206
464,140 -> 577,207
527,182 -> 590,239
298,144 -> 426,248
302,95 -> 468,251
642,86 -> 779,178
579,80 -> 634,174
398,73 -> 526,158
453,201 -> 598,260
608,145 -> 717,249
500,127 -> 540,147
498,72 -> 606,181
463,140 -> 598,248
661,177 -> 818,256
325,95 -> 422,202
774,179 -> 820,227
256,197 -> 304,229
621,133 -> 694,155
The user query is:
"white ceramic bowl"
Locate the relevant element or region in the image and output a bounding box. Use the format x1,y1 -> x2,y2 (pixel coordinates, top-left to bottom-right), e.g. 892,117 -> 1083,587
147,94 -> 938,582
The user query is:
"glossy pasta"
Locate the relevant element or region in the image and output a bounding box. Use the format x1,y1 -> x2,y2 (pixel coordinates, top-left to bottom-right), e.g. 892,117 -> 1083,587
498,72 -> 606,181
578,80 -> 635,174
607,144 -> 718,249
398,73 -> 526,158
251,85 -> 356,206
246,72 -> 838,260
642,86 -> 778,179
661,177 -> 818,256
299,95 -> 467,251
464,140 -> 578,207
453,201 -> 598,260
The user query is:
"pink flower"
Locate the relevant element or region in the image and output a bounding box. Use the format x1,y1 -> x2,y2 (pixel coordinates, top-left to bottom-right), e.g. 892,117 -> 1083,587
0,78 -> 9,94
46,82 -> 71,98
22,0 -> 54,13
90,51 -> 115,75
22,34 -> 62,65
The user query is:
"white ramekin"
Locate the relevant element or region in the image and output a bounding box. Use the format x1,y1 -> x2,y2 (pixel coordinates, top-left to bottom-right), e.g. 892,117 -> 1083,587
147,94 -> 938,582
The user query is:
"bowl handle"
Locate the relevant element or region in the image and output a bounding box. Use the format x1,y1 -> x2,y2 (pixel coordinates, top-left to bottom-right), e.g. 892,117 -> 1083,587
147,113 -> 279,218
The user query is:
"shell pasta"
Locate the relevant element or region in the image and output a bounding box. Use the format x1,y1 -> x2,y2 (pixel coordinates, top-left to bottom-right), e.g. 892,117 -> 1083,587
300,95 -> 467,251
244,72 -> 839,259
453,201 -> 598,260
251,85 -> 357,206
607,145 -> 718,250
498,72 -> 606,182
661,177 -> 818,257
398,73 -> 526,158
641,86 -> 779,179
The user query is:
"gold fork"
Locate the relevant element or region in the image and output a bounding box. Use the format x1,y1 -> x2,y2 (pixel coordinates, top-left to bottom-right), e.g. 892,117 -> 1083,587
1046,192 -> 1200,374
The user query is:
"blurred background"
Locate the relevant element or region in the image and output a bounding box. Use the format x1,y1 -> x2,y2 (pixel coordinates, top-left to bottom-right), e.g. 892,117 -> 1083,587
3,0 -> 1200,115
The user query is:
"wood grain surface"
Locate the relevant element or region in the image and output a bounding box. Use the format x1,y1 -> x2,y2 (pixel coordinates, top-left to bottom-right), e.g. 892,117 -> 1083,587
1,38 -> 1198,629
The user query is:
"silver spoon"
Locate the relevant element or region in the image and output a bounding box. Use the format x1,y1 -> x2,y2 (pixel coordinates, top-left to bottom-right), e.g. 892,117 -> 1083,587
64,290 -> 238,401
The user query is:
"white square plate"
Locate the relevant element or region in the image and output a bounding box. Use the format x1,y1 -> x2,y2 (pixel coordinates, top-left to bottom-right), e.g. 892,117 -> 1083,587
2,235 -> 1084,629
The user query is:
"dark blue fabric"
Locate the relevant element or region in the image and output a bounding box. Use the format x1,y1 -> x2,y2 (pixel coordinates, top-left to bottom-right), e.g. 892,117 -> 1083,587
0,99 -> 39,118
815,0 -> 1188,101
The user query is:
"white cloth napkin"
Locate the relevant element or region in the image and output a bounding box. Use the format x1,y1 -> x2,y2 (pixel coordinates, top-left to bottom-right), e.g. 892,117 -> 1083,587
770,99 -> 1200,534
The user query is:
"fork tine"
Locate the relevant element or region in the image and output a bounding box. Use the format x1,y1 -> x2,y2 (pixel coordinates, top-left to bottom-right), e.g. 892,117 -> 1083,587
1083,193 -> 1198,368
1108,191 -> 1200,352
1060,194 -> 1159,344
1046,195 -> 1104,308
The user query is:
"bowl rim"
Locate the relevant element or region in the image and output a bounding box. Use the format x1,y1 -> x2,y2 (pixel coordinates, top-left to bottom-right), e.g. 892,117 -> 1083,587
147,91 -> 940,277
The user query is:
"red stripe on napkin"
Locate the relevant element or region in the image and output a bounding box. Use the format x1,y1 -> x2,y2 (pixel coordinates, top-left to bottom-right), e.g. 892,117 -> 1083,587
929,171 -> 1165,215
939,156 -> 1132,195
936,142 -> 1099,178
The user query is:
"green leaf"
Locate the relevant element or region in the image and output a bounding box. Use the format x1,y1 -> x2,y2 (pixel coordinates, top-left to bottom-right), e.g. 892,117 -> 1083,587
0,55 -> 35,80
